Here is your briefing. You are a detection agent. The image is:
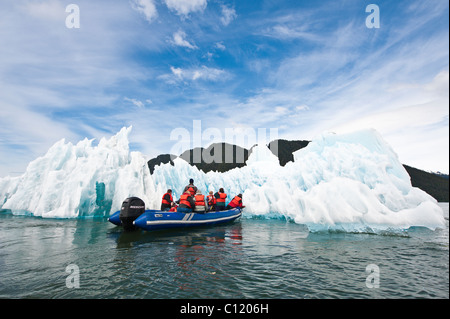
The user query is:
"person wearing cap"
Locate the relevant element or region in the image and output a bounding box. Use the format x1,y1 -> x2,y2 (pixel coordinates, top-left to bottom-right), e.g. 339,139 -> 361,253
227,194 -> 244,209
194,189 -> 208,213
183,178 -> 198,197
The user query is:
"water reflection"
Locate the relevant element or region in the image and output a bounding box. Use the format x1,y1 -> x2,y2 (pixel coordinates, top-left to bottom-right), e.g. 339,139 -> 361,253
109,223 -> 243,248
105,222 -> 244,297
170,224 -> 243,295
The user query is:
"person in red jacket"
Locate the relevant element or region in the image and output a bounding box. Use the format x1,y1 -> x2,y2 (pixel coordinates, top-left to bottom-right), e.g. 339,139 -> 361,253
227,194 -> 244,209
160,189 -> 174,211
206,191 -> 216,211
183,179 -> 198,196
214,188 -> 227,211
176,191 -> 195,213
194,190 -> 208,213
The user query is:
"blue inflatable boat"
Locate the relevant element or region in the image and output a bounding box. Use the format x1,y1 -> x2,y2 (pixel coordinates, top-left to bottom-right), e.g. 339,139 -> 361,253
108,208 -> 242,231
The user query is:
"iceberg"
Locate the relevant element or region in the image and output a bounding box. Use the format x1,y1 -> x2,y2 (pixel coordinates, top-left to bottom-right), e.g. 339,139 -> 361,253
0,127 -> 156,218
0,127 -> 445,233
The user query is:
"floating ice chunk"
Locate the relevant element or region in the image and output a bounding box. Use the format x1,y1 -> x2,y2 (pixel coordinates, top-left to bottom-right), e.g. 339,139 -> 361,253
0,127 -> 155,218
0,127 -> 445,233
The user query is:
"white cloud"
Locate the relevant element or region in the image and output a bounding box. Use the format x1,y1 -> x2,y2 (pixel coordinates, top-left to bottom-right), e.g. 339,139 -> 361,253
164,0 -> 207,16
203,51 -> 214,61
124,97 -> 144,108
170,66 -> 183,78
170,30 -> 198,49
425,69 -> 449,97
275,106 -> 288,114
268,25 -> 321,42
295,104 -> 310,111
160,65 -> 230,83
124,97 -> 155,108
131,0 -> 158,22
220,4 -> 237,26
191,66 -> 229,81
215,42 -> 226,51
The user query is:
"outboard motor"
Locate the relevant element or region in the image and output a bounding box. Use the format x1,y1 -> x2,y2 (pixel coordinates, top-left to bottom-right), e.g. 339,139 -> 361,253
119,197 -> 145,231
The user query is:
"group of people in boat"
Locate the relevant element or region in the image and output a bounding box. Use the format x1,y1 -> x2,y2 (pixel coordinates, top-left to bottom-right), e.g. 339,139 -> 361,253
160,179 -> 244,213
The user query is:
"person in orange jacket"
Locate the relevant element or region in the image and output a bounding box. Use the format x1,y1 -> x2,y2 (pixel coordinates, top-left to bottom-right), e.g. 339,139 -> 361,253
227,194 -> 245,209
183,178 -> 198,196
160,189 -> 175,211
214,188 -> 227,211
176,191 -> 195,213
206,191 -> 216,211
194,189 -> 208,213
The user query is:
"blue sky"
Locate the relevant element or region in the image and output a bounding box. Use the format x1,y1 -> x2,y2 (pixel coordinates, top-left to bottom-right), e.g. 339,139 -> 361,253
0,0 -> 448,176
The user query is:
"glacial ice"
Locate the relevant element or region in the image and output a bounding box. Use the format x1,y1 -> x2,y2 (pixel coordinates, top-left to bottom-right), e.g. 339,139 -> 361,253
0,127 -> 156,218
0,126 -> 445,233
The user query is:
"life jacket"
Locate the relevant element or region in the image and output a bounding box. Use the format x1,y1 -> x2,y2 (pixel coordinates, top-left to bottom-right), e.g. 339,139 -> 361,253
229,196 -> 242,208
169,206 -> 177,212
179,193 -> 192,208
195,194 -> 205,207
216,192 -> 227,204
207,195 -> 216,206
187,186 -> 196,196
161,193 -> 173,205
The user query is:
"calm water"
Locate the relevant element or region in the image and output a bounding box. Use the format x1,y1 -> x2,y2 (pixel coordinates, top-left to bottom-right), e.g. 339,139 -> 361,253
0,204 -> 448,299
